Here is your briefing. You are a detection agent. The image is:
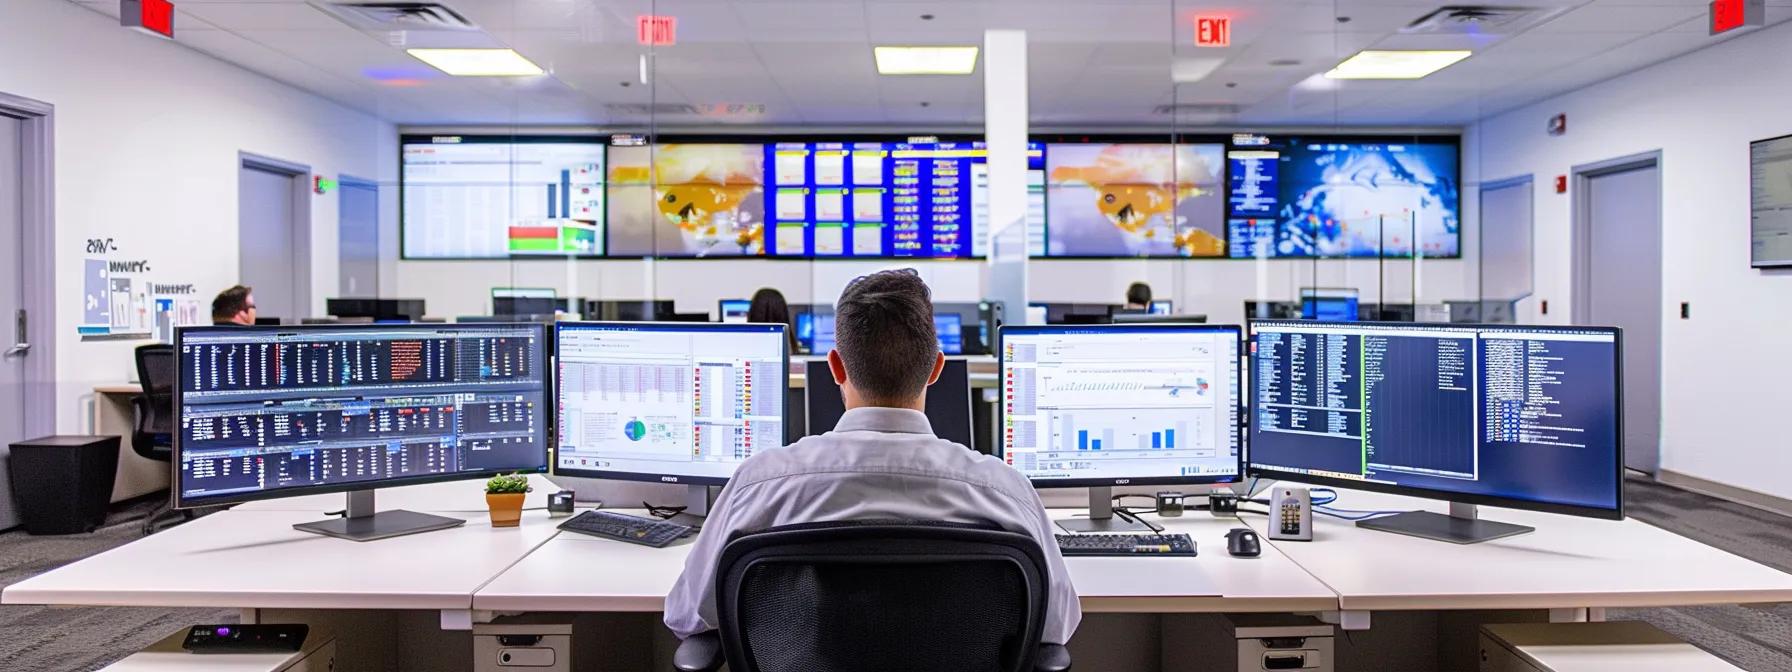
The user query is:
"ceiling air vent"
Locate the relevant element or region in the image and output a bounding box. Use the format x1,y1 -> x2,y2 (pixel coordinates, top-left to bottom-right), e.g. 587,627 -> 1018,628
1152,103 -> 1243,116
313,2 -> 478,31
1402,6 -> 1566,35
606,103 -> 703,115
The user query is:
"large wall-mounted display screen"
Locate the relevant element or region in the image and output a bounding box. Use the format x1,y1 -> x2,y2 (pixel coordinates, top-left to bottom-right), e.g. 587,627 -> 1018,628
1751,134 -> 1792,268
607,143 -> 768,257
1227,136 -> 1461,259
1044,143 -> 1227,258
401,135 -> 606,259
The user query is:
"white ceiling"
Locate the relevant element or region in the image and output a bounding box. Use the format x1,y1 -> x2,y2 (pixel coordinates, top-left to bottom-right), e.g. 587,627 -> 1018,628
69,0 -> 1792,127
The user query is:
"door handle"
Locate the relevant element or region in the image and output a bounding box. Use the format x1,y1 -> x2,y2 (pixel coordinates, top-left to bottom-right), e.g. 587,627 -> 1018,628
3,343 -> 28,359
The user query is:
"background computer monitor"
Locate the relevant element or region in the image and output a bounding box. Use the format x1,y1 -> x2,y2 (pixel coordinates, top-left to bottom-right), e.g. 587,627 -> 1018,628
584,300 -> 675,322
1299,288 -> 1360,322
803,359 -> 974,450
719,299 -> 751,323
1112,313 -> 1208,324
1000,324 -> 1242,531
491,287 -> 556,300
1246,321 -> 1623,543
935,313 -> 964,355
1149,300 -> 1173,316
553,322 -> 789,489
326,298 -> 426,322
493,296 -> 568,316
174,323 -> 550,540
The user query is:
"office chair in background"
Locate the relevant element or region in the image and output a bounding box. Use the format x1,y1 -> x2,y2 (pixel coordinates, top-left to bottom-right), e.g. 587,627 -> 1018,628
132,343 -> 190,535
674,520 -> 1072,672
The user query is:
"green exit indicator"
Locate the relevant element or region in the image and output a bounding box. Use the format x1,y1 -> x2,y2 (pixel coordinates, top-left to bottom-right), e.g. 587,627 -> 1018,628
313,176 -> 337,194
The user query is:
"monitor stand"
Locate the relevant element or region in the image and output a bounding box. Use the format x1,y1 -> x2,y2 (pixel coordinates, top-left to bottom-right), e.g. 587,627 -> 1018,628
1355,502 -> 1533,544
660,485 -> 712,530
1056,486 -> 1155,533
292,490 -> 466,542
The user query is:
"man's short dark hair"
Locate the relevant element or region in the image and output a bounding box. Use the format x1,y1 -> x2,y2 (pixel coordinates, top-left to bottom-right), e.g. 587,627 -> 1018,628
1126,282 -> 1152,306
834,269 -> 937,405
212,285 -> 253,321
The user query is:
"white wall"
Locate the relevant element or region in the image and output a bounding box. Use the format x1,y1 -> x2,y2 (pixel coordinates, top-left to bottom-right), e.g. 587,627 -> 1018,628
0,0 -> 394,433
1471,20 -> 1792,500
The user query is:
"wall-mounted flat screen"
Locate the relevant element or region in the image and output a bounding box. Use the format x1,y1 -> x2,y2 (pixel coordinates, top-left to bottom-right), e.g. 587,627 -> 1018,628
401,135 -> 605,259
1044,143 -> 1227,258
1226,136 -> 1460,258
606,143 -> 768,257
1751,134 -> 1792,267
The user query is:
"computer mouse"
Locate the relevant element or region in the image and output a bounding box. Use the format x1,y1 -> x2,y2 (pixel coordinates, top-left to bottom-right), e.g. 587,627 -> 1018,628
1226,528 -> 1261,557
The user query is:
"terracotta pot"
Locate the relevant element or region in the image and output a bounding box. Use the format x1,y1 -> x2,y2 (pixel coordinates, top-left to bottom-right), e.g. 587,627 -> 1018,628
486,493 -> 525,527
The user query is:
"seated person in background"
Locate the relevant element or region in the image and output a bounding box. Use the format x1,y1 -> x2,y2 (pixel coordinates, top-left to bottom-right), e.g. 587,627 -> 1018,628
665,269 -> 1081,645
1124,281 -> 1153,311
746,286 -> 797,352
211,285 -> 256,326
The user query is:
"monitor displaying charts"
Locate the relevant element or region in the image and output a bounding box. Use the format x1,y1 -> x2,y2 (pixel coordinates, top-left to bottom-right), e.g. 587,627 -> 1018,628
999,324 -> 1242,486
173,324 -> 551,507
554,322 -> 788,485
401,135 -> 605,259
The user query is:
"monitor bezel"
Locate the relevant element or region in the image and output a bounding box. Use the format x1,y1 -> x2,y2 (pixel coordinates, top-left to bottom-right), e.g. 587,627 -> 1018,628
997,323 -> 1246,488
171,322 -> 553,510
1242,319 -> 1626,521
550,321 -> 791,487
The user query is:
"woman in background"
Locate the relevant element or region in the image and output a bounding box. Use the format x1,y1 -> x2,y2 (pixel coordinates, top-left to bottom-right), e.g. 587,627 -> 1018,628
748,287 -> 799,352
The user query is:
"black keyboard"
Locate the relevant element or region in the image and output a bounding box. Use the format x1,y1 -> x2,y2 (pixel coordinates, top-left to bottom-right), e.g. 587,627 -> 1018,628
557,510 -> 691,548
1055,533 -> 1197,557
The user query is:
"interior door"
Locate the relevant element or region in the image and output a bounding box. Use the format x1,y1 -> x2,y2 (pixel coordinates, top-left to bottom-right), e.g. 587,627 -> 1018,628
339,177 -> 379,296
1579,160 -> 1663,474
0,113 -> 27,528
238,165 -> 301,322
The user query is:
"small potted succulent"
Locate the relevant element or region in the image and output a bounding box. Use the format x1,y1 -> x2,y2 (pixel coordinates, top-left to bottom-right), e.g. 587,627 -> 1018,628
484,473 -> 532,528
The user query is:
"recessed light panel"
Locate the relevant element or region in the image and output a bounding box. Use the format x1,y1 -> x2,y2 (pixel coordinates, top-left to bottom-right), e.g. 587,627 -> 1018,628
407,48 -> 544,77
874,46 -> 980,75
1323,50 -> 1471,79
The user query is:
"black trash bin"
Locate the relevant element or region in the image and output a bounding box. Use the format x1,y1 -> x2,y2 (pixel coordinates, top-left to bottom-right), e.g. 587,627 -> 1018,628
8,435 -> 122,534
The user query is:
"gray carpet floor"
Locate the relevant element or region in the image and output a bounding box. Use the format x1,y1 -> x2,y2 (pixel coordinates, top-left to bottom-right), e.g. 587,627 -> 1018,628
2,480 -> 1790,671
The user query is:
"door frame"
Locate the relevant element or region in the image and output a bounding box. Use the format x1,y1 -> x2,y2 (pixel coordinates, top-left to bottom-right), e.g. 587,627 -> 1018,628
0,92 -> 56,438
1570,151 -> 1661,324
238,152 -> 313,319
337,173 -> 379,297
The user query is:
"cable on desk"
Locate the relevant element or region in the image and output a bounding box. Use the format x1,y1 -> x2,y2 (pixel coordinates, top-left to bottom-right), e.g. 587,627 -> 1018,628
643,502 -> 686,520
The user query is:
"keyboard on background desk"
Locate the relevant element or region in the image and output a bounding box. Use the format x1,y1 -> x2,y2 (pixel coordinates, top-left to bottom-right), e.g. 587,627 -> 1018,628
557,510 -> 691,548
1055,533 -> 1197,557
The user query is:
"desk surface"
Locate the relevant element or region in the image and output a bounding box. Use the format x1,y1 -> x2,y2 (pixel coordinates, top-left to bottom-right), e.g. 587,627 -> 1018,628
471,512 -> 1338,614
1,508 -> 560,610
229,474 -> 560,513
1240,486 -> 1792,611
94,383 -> 142,395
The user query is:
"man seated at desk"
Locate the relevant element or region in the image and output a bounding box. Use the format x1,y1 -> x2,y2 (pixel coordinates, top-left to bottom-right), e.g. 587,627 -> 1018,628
665,269 -> 1081,645
211,285 -> 257,326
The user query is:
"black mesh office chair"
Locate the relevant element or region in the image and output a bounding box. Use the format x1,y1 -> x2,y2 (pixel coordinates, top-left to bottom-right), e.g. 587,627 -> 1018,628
673,520 -> 1072,672
132,343 -> 187,534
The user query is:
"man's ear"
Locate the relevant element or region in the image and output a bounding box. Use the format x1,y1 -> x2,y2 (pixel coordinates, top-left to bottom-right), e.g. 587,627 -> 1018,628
925,351 -> 945,386
827,349 -> 849,385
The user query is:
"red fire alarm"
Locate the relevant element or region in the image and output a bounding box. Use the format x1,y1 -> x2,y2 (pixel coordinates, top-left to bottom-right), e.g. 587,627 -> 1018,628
122,0 -> 175,39
1555,175 -> 1568,194
637,15 -> 677,46
1195,16 -> 1230,47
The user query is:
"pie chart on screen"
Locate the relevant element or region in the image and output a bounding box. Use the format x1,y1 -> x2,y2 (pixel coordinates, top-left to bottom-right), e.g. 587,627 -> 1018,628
625,419 -> 647,442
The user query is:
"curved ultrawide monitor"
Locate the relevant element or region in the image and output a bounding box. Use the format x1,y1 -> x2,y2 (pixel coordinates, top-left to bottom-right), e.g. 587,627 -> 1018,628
553,322 -> 789,486
997,324 -> 1244,487
173,323 -> 550,508
1245,321 -> 1623,520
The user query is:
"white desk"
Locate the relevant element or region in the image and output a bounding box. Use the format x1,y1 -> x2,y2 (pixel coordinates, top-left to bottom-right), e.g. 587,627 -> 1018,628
1,507 -> 560,612
471,511 -> 1339,614
229,474 -> 560,513
1241,486 -> 1792,613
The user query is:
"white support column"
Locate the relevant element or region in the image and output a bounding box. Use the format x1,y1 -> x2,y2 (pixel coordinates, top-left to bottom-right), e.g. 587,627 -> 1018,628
983,29 -> 1030,322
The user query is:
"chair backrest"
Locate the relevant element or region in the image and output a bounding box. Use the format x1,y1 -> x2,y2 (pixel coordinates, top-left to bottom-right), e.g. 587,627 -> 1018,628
135,344 -> 176,434
715,520 -> 1050,672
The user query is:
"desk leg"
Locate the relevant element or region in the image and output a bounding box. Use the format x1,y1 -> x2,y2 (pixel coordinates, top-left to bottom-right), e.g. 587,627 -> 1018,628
1548,607 -> 1588,623
1317,610 -> 1371,631
242,608 -> 260,625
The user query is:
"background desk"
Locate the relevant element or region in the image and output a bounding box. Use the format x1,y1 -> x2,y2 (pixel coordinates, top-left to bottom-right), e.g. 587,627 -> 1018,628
90,383 -> 168,503
1239,486 -> 1792,618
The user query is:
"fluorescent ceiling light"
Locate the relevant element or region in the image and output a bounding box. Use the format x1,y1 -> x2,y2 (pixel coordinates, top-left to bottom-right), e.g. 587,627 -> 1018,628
407,48 -> 544,77
874,46 -> 979,75
1324,50 -> 1471,80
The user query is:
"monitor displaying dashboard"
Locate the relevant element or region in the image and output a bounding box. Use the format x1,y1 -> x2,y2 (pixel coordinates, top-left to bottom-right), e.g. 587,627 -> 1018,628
400,134 -> 1460,260
998,324 -> 1242,487
1246,321 -> 1622,518
554,322 -> 788,486
172,324 -> 551,508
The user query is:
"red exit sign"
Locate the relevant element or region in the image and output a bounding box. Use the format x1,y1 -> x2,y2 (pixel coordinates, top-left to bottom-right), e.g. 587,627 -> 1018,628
1195,16 -> 1230,47
637,15 -> 677,46
1710,0 -> 1763,34
122,0 -> 175,39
